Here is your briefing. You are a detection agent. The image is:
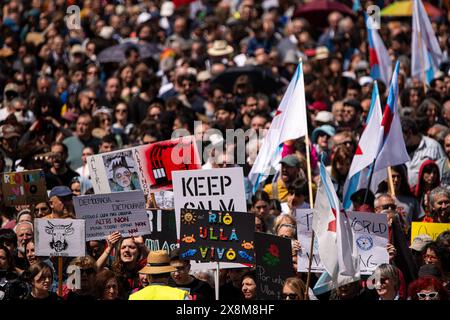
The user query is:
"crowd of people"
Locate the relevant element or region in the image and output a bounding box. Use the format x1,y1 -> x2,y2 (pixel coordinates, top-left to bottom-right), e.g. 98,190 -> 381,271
0,0 -> 450,301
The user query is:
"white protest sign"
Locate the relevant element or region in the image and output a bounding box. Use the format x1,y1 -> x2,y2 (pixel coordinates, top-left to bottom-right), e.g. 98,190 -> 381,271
296,209 -> 389,275
172,167 -> 247,270
35,219 -> 85,257
73,191 -> 151,241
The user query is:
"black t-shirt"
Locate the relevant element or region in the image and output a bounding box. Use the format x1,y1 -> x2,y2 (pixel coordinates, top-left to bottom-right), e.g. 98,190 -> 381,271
219,281 -> 242,300
46,168 -> 80,188
27,291 -> 61,302
168,276 -> 214,300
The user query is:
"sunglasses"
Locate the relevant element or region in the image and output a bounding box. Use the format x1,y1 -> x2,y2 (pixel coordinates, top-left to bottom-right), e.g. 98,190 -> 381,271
417,292 -> 438,299
369,277 -> 389,287
379,204 -> 397,211
281,293 -> 298,300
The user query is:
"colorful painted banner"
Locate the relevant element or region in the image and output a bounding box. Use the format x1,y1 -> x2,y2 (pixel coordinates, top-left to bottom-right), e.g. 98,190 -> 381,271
73,191 -> 151,241
179,208 -> 255,264
1,170 -> 47,205
296,209 -> 389,275
35,218 -> 85,257
88,136 -> 201,195
144,209 -> 178,253
411,222 -> 450,242
255,232 -> 295,300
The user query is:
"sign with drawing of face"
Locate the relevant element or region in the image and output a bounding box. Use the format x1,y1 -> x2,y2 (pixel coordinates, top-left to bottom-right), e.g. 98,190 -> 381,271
103,150 -> 141,192
35,219 -> 85,257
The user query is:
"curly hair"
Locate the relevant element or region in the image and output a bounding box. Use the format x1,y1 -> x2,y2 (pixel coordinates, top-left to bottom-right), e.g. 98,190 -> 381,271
111,237 -> 143,274
408,276 -> 449,300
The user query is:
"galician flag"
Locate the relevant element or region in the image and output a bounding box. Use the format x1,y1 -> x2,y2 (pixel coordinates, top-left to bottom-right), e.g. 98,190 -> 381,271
373,61 -> 410,172
312,158 -> 360,294
411,0 -> 444,84
342,82 -> 384,209
248,63 -> 308,192
366,15 -> 392,87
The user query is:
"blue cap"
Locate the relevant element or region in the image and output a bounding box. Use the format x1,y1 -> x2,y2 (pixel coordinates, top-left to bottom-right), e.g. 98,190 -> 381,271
49,186 -> 73,198
311,125 -> 336,143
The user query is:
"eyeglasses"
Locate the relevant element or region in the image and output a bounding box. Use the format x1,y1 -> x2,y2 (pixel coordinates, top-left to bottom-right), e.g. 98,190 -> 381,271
379,204 -> 397,211
281,293 -> 298,300
115,171 -> 131,179
417,292 -> 438,300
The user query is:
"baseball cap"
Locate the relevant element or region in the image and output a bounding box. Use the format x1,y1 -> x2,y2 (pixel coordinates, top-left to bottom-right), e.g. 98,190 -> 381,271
315,111 -> 334,124
410,234 -> 432,252
308,101 -> 328,112
280,155 -> 300,168
49,186 -> 73,198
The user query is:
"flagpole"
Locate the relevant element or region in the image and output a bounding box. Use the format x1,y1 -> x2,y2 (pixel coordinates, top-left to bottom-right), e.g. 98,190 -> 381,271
387,166 -> 396,198
304,132 -> 315,300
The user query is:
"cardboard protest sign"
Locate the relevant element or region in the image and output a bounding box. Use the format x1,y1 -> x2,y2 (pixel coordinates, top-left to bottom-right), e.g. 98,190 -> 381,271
1,170 -> 47,206
179,208 -> 255,264
296,209 -> 389,275
73,191 -> 151,241
88,136 -> 201,195
35,218 -> 85,257
144,209 -> 178,253
411,222 -> 450,242
255,232 -> 294,300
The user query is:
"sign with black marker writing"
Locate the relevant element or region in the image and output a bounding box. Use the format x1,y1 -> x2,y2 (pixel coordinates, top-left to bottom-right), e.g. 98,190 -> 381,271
1,170 -> 47,206
296,209 -> 389,275
73,191 -> 151,241
255,232 -> 294,300
143,209 -> 178,253
35,218 -> 85,257
179,208 -> 254,264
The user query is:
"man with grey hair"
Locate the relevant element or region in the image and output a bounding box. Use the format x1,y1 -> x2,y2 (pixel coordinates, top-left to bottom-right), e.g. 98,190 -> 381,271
429,186 -> 450,223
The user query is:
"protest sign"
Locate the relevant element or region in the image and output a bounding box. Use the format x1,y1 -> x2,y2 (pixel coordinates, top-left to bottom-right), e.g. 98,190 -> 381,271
88,136 -> 201,195
296,209 -> 389,275
35,218 -> 85,257
255,232 -> 294,300
172,167 -> 247,238
1,169 -> 47,206
411,222 -> 450,242
73,191 -> 151,241
144,209 -> 178,253
179,208 -> 254,264
149,190 -> 175,209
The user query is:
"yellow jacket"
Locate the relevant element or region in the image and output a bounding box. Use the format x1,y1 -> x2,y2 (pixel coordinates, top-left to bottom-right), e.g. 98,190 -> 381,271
129,285 -> 188,300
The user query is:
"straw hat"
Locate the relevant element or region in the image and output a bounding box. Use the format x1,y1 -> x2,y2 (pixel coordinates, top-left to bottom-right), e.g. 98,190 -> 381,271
207,40 -> 234,57
139,250 -> 177,275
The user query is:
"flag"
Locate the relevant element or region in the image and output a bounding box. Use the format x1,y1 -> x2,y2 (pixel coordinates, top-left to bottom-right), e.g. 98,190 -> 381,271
312,158 -> 359,294
411,0 -> 444,84
248,63 -> 308,192
366,15 -> 392,87
373,61 -> 410,172
342,82 -> 384,209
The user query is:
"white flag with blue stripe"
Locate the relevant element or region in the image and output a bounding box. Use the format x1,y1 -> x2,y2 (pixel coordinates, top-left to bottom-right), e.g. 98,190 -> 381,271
411,0 -> 444,84
248,63 -> 308,192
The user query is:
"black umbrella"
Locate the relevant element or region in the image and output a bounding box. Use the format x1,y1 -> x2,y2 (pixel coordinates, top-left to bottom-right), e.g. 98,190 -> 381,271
97,41 -> 160,63
210,65 -> 283,94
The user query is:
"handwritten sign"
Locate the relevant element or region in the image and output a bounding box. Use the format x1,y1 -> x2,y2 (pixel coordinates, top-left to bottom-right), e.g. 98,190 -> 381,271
1,170 -> 47,206
144,209 -> 178,253
73,191 -> 151,241
411,222 -> 450,242
35,219 -> 85,257
179,208 -> 254,264
296,209 -> 389,275
173,167 -> 247,239
88,136 -> 201,195
255,232 -> 294,300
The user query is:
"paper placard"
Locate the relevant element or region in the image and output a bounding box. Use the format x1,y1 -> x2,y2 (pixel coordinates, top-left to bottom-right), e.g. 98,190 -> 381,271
411,222 -> 450,242
1,170 -> 47,206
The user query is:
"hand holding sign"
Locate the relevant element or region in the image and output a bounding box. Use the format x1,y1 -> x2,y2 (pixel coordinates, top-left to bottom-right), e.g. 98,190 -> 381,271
106,231 -> 122,247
